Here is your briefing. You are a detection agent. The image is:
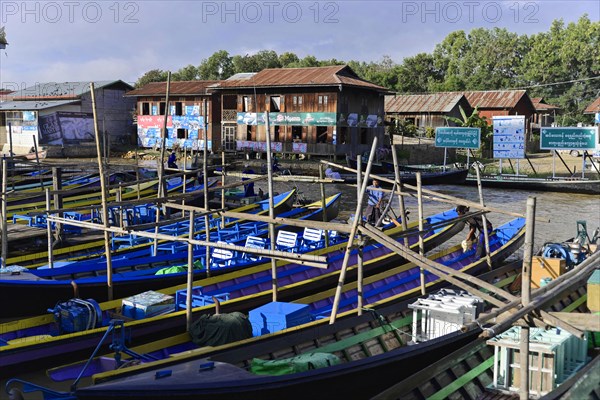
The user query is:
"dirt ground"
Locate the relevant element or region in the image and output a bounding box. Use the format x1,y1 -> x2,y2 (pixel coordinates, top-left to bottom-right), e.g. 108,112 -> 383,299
488,152 -> 599,177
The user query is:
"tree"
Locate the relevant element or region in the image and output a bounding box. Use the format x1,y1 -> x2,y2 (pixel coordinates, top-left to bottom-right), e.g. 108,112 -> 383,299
198,50 -> 234,80
278,52 -> 300,67
445,106 -> 493,155
395,53 -> 440,93
135,69 -> 168,88
172,64 -> 199,81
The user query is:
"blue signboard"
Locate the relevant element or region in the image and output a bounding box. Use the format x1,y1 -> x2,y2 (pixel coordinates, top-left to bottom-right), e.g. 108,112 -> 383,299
492,116 -> 525,159
435,127 -> 480,149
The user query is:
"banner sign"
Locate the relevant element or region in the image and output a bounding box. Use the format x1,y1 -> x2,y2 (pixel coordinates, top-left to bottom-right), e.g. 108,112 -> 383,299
492,116 -> 525,159
435,127 -> 481,149
540,127 -> 597,150
236,112 -> 382,128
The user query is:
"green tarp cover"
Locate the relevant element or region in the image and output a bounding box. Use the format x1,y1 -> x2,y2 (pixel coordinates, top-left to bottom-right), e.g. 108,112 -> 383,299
251,353 -> 341,376
155,259 -> 204,275
189,312 -> 252,347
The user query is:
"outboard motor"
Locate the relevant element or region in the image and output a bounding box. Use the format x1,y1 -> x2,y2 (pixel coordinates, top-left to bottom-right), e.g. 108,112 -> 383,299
48,298 -> 103,334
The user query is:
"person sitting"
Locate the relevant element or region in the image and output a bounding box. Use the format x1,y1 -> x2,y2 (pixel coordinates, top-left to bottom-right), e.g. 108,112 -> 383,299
364,179 -> 383,225
242,164 -> 255,197
167,150 -> 177,169
456,205 -> 493,258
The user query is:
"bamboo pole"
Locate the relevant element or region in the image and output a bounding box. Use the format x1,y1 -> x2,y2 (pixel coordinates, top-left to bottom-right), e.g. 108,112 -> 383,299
474,164 -> 492,269
356,156 -> 363,315
135,148 -> 140,200
1,159 -> 7,268
48,214 -> 327,268
46,188 -> 54,268
465,251 -> 600,332
416,172 -> 426,295
32,135 -> 44,190
391,144 -> 409,247
329,137 -> 378,324
186,211 -> 194,332
154,72 -> 171,256
320,159 -> 528,219
319,164 -> 329,247
221,151 -> 226,228
203,99 -> 211,277
52,167 -> 63,242
519,196 -> 535,400
264,111 -> 278,301
90,82 -> 114,301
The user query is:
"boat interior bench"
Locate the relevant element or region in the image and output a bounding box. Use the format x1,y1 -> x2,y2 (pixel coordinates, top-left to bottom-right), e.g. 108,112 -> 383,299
175,286 -> 230,310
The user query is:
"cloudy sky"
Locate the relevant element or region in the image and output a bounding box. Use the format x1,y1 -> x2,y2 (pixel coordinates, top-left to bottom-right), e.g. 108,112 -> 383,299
0,0 -> 598,89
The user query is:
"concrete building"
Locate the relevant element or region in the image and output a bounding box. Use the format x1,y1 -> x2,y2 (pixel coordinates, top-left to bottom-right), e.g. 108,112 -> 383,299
0,81 -> 135,156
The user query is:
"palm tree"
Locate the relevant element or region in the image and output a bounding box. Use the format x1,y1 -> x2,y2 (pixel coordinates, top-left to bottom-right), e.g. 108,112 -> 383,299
445,106 -> 493,157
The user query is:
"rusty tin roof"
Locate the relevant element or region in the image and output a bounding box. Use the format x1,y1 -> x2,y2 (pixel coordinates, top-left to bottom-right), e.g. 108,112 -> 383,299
384,93 -> 466,113
126,81 -> 220,97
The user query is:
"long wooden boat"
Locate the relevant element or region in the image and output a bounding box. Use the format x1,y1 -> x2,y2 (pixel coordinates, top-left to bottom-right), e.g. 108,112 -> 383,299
461,174 -> 600,195
52,219 -> 525,400
0,208 -> 462,377
339,167 -> 469,186
45,217 -> 525,385
346,154 -> 390,175
0,189 -> 299,316
372,270 -> 598,399
3,179 -> 220,266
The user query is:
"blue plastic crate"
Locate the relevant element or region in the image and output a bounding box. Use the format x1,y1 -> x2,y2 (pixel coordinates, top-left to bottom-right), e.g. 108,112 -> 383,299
249,302 -> 311,337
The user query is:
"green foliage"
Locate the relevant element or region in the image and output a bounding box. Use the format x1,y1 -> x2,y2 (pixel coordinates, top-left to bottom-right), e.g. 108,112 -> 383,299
198,50 -> 234,80
424,127 -> 435,138
135,69 -> 169,88
445,106 -> 493,152
132,16 -> 599,120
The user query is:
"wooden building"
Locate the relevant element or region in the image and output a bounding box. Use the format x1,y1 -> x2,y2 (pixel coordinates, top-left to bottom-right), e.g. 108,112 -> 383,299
0,81 -> 134,156
584,97 -> 600,124
531,97 -> 560,129
211,65 -> 390,158
125,81 -> 220,151
461,90 -> 536,132
384,93 -> 472,129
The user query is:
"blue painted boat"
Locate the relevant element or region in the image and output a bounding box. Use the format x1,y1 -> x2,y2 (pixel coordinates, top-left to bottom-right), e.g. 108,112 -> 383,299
0,189 -> 298,317
39,218 -> 525,400
0,207 -> 461,378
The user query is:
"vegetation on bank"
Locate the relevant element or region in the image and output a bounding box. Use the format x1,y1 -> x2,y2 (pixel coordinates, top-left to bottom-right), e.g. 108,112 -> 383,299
135,15 -> 599,125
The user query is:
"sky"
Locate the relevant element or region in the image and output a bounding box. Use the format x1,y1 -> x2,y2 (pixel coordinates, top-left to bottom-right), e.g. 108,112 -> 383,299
0,0 -> 598,90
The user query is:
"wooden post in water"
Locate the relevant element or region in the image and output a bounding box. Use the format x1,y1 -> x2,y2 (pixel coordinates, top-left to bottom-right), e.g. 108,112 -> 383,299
319,164 -> 329,247
474,164 -> 492,269
330,138 -> 378,324
416,172 -> 426,295
90,82 -> 114,301
153,72 -> 171,256
52,167 -> 63,242
203,99 -> 211,277
356,156 -> 364,316
46,189 -> 54,268
391,144 -> 409,246
32,135 -> 44,190
519,196 -> 536,400
1,159 -> 7,268
221,151 -> 226,228
265,111 -> 278,302
135,148 -> 140,200
186,211 -> 195,332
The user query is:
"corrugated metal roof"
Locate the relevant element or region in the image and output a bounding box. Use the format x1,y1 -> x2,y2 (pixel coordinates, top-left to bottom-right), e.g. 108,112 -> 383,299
214,65 -> 389,92
384,93 -> 466,113
531,97 -> 560,111
461,90 -> 528,109
584,97 -> 600,114
10,80 -> 133,100
0,99 -> 80,110
125,80 -> 220,97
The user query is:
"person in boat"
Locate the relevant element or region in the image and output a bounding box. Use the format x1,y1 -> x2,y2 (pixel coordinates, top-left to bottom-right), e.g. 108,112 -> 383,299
242,164 -> 255,197
456,205 -> 493,258
365,179 -> 384,225
167,150 -> 177,169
